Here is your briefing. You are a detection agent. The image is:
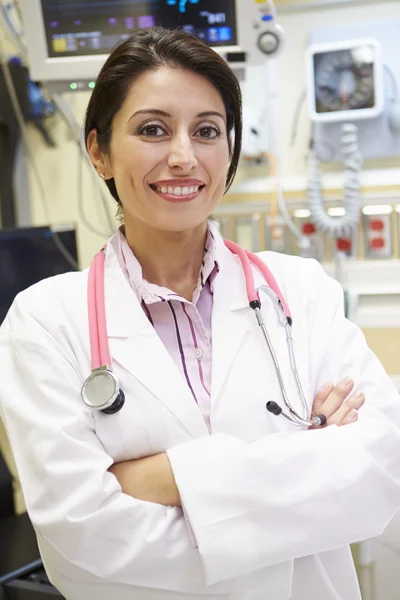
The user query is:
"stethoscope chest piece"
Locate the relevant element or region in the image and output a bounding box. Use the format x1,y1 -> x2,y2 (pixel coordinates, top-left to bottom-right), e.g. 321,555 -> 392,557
81,368 -> 125,414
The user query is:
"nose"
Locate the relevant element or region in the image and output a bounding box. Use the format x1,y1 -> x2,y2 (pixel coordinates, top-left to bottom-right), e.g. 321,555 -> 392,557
167,132 -> 198,172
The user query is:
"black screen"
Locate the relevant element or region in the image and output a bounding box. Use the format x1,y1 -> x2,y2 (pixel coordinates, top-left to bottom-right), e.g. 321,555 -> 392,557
41,0 -> 237,58
0,226 -> 78,325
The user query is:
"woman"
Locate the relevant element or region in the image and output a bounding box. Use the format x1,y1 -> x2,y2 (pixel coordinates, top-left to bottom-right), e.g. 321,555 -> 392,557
1,27 -> 400,600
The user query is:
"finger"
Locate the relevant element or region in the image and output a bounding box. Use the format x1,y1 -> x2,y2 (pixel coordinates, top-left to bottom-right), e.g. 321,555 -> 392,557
312,382 -> 334,414
341,409 -> 359,426
328,392 -> 365,426
318,377 -> 354,420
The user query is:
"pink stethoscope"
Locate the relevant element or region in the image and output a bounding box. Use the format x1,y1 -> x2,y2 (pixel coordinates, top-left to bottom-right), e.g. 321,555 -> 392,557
81,240 -> 327,428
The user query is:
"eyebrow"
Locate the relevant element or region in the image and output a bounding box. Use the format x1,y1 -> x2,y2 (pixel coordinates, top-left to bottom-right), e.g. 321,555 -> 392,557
128,109 -> 226,122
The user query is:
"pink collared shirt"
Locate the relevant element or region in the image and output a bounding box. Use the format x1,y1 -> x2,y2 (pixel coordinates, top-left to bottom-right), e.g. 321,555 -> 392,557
110,227 -> 219,433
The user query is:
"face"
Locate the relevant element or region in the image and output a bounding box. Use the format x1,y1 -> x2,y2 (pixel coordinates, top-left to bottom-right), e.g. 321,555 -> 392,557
95,67 -> 231,234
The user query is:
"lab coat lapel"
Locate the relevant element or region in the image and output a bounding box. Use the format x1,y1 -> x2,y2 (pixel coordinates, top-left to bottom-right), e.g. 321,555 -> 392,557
103,243 -> 208,439
211,237 -> 253,404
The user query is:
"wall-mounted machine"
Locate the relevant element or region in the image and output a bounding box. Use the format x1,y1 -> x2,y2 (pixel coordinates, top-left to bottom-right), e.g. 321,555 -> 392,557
307,38 -> 384,124
304,19 -> 400,248
308,20 -> 400,163
18,0 -> 278,91
305,37 -> 385,240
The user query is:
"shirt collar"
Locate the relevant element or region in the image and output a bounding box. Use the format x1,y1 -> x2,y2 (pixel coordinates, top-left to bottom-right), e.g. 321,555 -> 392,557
109,223 -> 220,305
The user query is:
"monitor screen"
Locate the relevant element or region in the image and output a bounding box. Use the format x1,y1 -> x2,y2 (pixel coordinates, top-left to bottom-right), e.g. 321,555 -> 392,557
41,0 -> 237,58
0,226 -> 78,325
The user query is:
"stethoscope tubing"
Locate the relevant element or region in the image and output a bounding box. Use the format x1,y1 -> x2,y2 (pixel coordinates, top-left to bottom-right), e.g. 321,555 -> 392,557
256,309 -> 306,424
82,239 -> 326,428
95,249 -> 111,368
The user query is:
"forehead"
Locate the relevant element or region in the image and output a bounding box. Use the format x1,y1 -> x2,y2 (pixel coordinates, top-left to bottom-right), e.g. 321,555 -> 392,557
117,67 -> 226,121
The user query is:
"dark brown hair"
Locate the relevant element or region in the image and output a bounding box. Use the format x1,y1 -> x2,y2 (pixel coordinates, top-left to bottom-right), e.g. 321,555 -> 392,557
84,26 -> 242,208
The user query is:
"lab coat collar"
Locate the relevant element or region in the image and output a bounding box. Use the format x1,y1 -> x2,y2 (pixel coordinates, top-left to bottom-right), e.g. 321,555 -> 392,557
104,221 -> 258,330
102,224 -> 257,336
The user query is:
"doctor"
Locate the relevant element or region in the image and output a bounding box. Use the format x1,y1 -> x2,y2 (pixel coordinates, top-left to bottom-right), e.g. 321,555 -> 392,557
1,26 -> 400,600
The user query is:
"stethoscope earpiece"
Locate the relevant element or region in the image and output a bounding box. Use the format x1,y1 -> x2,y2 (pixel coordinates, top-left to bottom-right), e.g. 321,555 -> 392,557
101,389 -> 125,415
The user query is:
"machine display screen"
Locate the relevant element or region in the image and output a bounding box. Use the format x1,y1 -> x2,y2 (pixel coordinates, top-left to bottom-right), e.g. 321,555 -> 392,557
0,227 -> 78,325
313,45 -> 376,114
41,0 -> 237,57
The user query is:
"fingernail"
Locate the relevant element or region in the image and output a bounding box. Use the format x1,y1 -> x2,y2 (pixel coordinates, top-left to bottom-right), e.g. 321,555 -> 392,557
349,409 -> 358,422
355,392 -> 365,400
338,377 -> 352,388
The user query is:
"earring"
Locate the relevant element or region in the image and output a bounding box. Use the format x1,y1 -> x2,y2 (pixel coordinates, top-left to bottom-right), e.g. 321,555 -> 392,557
100,173 -> 105,179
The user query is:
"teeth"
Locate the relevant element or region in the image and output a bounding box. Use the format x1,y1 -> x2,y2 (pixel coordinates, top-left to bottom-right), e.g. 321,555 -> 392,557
155,184 -> 201,196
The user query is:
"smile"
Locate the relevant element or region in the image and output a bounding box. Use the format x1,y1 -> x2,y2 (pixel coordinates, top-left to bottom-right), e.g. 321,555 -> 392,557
149,184 -> 205,203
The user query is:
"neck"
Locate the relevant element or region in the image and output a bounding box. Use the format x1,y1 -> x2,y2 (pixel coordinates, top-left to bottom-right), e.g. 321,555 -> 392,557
123,220 -> 208,302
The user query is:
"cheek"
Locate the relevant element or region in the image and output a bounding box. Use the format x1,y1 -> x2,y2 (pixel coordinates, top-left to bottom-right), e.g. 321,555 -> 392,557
110,138 -> 154,180
205,147 -> 230,184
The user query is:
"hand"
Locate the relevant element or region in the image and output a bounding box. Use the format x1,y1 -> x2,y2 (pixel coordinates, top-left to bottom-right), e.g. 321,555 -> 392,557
311,378 -> 365,429
109,453 -> 181,507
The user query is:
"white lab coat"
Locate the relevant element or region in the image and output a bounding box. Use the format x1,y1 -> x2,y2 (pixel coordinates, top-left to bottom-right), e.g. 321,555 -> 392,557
1,227 -> 400,600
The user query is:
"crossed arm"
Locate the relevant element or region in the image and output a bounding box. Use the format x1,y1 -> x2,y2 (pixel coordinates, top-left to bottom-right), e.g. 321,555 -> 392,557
109,378 -> 364,506
109,451 -> 181,506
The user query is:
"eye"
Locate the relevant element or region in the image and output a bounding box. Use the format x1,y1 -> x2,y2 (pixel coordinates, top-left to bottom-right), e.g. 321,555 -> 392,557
195,126 -> 222,140
138,124 -> 167,137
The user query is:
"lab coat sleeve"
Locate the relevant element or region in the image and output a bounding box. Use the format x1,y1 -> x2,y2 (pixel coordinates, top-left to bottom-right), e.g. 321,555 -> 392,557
167,259 -> 400,585
0,299 -> 203,592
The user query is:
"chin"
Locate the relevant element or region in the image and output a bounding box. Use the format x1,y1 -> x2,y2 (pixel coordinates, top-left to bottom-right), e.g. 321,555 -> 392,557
155,213 -> 210,234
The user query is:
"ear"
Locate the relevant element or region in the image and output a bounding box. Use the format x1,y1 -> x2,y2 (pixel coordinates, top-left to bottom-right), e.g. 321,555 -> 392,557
87,129 -> 112,178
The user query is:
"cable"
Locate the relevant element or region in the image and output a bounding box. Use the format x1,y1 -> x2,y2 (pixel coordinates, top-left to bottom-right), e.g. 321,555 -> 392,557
384,64 -> 398,102
263,57 -> 309,249
0,33 -> 79,269
0,1 -> 28,60
290,88 -> 307,147
307,123 -> 363,238
51,92 -> 115,236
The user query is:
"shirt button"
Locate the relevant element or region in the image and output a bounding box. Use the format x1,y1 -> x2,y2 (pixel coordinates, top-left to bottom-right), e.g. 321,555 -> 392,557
194,348 -> 203,360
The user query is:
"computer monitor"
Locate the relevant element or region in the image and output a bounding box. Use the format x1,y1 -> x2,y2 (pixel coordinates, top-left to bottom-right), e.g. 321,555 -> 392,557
19,0 -> 264,89
0,225 -> 78,325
